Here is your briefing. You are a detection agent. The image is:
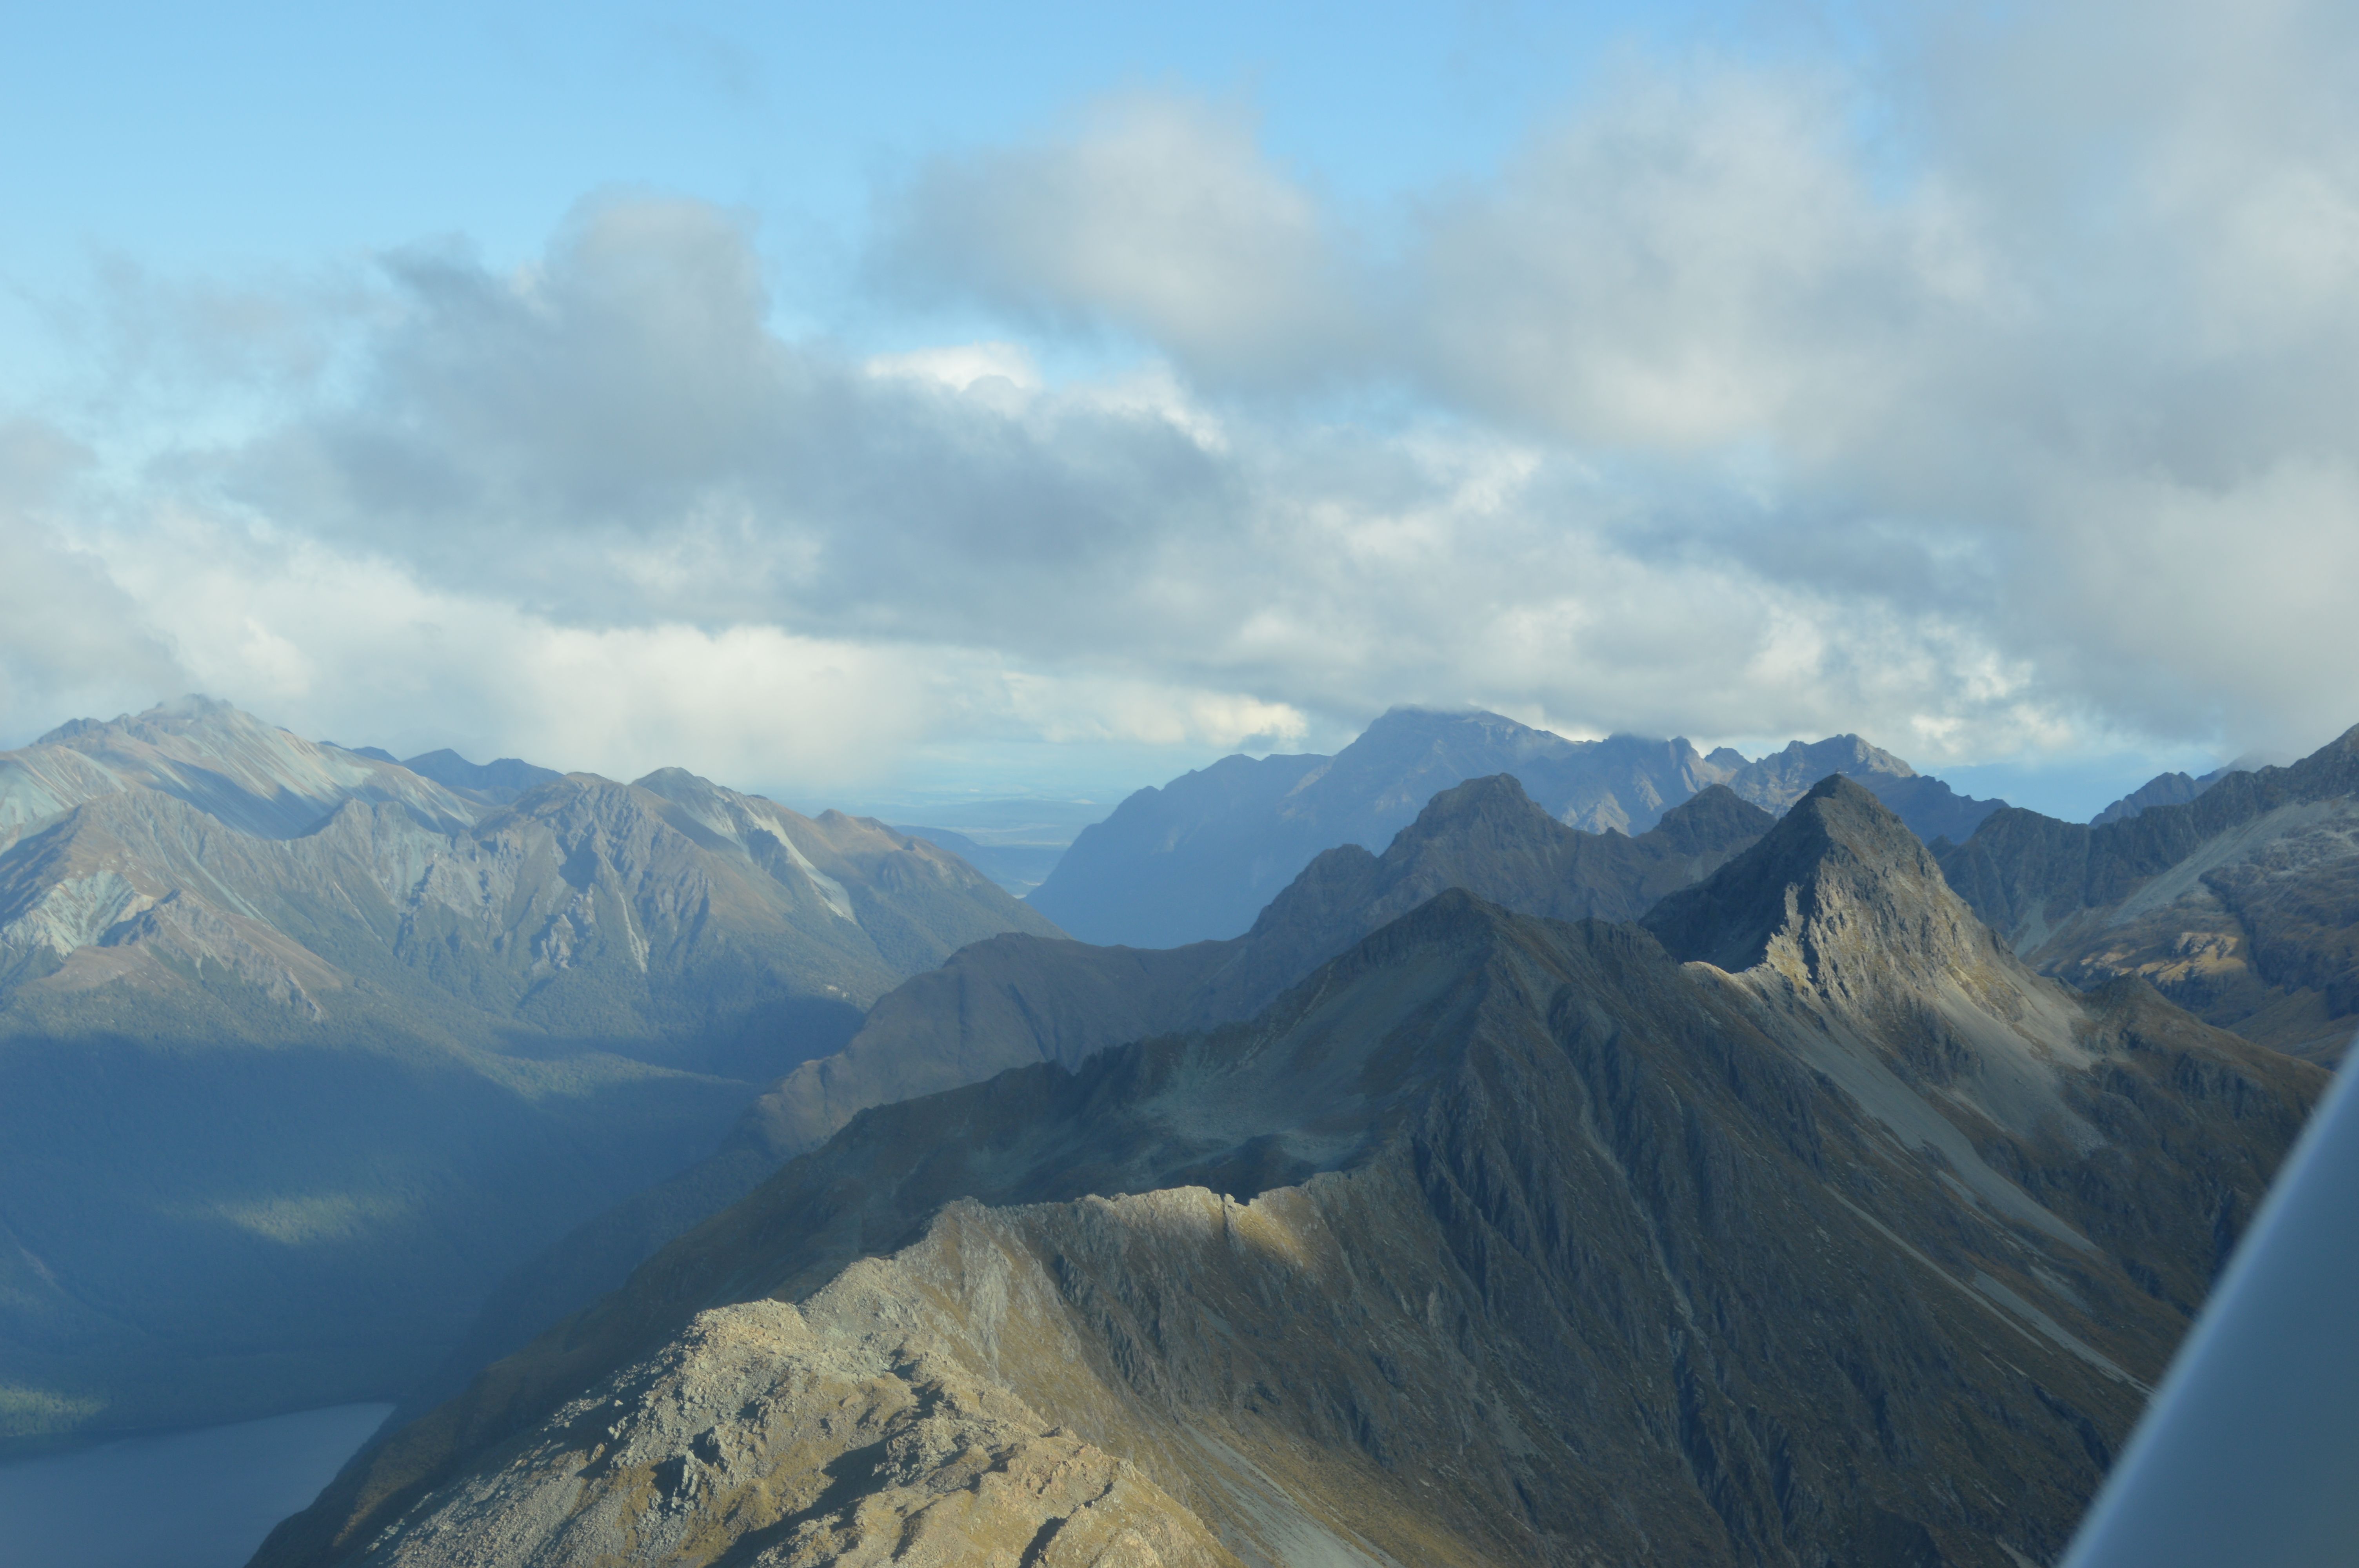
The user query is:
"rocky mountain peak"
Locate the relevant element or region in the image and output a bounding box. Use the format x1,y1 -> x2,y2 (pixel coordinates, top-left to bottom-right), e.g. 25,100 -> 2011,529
1392,769 -> 1554,839
1644,774 -> 1994,989
1645,782 -> 1776,854
6,694 -> 480,842
1354,703 -> 1583,758
1723,733 -> 1914,811
34,692 -> 242,749
631,764 -> 711,798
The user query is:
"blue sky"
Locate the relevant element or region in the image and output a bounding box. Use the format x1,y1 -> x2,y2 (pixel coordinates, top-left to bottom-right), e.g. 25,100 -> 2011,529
2,1 -> 2354,821
2,2 -> 1750,360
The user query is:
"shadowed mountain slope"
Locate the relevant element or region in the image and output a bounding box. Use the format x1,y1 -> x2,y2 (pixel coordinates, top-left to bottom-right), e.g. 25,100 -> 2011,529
1937,724 -> 2359,1062
419,777 -> 1775,1405
784,777 -> 1772,1159
258,782 -> 2317,1568
1029,708 -> 1999,947
0,700 -> 1057,1452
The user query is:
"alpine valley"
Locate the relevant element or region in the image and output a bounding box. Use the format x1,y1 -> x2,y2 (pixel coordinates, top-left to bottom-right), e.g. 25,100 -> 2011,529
0,697 -> 1059,1450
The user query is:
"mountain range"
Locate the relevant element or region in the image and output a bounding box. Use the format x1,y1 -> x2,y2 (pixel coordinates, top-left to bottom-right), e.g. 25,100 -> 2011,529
401,725 -> 2359,1430
1026,707 -> 2003,947
418,777 -> 1778,1399
0,697 -> 1057,1451
8,684 -> 2345,1560
256,777 -> 2319,1568
1939,724 -> 2359,1063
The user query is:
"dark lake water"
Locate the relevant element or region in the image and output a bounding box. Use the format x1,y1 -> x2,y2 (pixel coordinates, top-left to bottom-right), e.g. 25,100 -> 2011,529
0,1403 -> 391,1568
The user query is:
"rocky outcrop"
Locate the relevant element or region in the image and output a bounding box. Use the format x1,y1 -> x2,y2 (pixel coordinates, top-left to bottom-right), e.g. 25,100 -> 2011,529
1937,724 -> 2359,1061
337,1294 -> 1238,1568
260,789 -> 2319,1568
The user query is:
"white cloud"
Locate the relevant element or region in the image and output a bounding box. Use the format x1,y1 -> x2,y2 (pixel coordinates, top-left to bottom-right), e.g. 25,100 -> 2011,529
866,13 -> 2359,763
863,341 -> 1039,394
7,4 -> 2357,791
0,421 -> 186,742
874,94 -> 1362,387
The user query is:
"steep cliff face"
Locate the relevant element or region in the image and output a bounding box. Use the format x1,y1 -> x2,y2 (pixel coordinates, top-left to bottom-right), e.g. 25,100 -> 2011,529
427,778 -> 1774,1400
1937,724 -> 2359,1062
262,789 -> 2317,1568
0,701 -> 1059,1452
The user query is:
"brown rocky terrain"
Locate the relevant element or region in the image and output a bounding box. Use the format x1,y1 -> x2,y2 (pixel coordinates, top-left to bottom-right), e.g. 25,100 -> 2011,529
425,776 -> 1772,1399
257,779 -> 2319,1568
1937,724 -> 2359,1062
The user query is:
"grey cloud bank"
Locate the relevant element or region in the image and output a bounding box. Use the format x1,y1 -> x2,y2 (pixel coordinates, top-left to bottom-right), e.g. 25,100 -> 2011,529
3,0 -> 2354,795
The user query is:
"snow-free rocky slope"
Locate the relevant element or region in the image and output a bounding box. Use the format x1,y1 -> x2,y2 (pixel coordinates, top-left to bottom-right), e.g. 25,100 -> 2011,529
1937,723 -> 2359,1062
423,777 -> 1774,1399
1029,706 -> 2000,947
0,699 -> 1056,1451
261,779 -> 2317,1568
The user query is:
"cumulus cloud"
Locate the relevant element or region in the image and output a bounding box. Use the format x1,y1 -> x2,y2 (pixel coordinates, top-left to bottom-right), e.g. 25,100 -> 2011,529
6,1 -> 2355,793
873,94 -> 1361,387
869,5 -> 2359,761
0,421 -> 186,739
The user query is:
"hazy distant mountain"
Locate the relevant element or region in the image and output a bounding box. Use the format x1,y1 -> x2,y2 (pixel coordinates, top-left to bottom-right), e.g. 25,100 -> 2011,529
263,779 -> 2315,1568
423,777 -> 1774,1402
2089,760 -> 2246,826
1724,733 -> 2005,842
0,698 -> 1057,1452
1939,724 -> 2359,1062
1030,706 -> 2002,947
394,748 -> 563,806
